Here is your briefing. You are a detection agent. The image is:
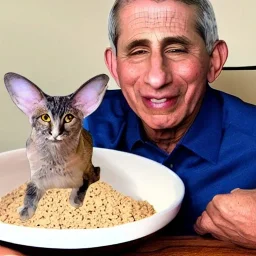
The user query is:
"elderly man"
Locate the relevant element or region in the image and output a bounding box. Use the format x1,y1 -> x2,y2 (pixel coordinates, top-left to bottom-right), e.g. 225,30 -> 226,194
84,0 -> 256,249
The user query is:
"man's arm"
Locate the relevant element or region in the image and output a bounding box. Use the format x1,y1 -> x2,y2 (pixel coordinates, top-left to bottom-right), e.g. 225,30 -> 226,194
194,188 -> 256,249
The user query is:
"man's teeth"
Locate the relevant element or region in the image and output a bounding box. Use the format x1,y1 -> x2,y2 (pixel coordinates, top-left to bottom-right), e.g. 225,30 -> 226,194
150,98 -> 167,103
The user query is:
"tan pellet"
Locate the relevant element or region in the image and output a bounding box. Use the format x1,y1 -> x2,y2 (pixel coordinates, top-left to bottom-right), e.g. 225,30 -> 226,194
0,181 -> 156,229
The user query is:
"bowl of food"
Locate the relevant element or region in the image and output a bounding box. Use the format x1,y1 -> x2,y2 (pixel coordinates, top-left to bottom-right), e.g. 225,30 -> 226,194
0,147 -> 185,249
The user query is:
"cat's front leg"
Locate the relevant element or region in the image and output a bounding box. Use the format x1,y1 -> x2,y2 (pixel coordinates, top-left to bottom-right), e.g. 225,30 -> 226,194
18,181 -> 44,221
69,178 -> 89,208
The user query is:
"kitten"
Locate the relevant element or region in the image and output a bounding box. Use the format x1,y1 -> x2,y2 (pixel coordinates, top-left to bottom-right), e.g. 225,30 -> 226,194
4,72 -> 109,221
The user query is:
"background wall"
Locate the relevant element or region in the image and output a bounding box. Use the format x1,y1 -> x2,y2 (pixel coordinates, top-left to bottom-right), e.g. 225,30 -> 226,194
211,0 -> 256,67
0,0 -> 116,152
0,0 -> 256,152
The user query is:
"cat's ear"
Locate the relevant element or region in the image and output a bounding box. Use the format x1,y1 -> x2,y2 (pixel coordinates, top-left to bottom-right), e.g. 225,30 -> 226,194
71,74 -> 109,117
4,72 -> 45,117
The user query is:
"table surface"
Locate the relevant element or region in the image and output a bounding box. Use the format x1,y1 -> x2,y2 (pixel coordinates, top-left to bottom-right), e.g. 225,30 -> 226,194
122,235 -> 256,256
1,234 -> 256,256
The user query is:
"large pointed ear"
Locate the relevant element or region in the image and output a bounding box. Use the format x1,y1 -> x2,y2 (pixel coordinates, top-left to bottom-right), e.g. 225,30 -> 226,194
71,74 -> 109,117
4,72 -> 45,117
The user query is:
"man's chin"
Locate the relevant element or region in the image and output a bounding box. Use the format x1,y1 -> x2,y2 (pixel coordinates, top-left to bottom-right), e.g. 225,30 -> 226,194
142,116 -> 179,130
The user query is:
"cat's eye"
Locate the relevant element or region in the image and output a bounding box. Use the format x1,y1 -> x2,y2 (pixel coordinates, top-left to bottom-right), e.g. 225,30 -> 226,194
64,114 -> 74,123
41,114 -> 51,122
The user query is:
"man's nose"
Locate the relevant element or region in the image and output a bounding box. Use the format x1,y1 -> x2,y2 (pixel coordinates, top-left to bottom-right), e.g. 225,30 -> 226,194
144,53 -> 172,89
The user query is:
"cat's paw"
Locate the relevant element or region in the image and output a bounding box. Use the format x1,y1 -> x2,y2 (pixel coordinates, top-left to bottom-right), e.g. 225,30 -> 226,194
69,194 -> 83,208
17,205 -> 35,221
69,188 -> 85,208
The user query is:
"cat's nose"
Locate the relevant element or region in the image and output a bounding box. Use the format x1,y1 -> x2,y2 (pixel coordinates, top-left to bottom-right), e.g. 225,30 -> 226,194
49,128 -> 63,139
49,130 -> 58,139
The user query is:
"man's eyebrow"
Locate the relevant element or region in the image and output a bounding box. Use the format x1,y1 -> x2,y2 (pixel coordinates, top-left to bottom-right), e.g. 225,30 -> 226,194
162,36 -> 192,47
125,39 -> 150,52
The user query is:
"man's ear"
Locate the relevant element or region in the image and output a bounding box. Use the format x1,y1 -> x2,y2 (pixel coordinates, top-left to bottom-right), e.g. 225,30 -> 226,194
104,47 -> 120,87
207,40 -> 228,83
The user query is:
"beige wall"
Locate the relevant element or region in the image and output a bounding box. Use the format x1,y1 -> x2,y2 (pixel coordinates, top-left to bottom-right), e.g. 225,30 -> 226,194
211,0 -> 256,67
0,0 -> 116,152
0,0 -> 256,152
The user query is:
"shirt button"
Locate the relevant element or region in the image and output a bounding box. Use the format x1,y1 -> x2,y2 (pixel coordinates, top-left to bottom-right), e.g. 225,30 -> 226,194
169,164 -> 174,169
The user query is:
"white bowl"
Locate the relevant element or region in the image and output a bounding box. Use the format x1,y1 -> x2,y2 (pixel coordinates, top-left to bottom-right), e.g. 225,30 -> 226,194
0,147 -> 185,249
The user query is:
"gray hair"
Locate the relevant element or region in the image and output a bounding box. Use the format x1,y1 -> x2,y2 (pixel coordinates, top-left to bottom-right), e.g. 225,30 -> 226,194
107,0 -> 219,55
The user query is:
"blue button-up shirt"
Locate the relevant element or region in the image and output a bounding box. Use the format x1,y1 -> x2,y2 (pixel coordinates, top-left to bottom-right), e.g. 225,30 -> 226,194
83,84 -> 256,235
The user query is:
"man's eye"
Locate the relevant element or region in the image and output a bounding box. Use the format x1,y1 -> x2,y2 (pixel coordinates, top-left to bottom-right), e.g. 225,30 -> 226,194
131,50 -> 148,55
166,48 -> 187,54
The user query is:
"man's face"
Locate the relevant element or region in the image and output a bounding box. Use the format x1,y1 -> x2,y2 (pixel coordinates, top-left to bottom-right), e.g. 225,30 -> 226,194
114,0 -> 212,129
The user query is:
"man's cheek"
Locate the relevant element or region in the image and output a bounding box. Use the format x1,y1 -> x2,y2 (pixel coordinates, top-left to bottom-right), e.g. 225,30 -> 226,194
119,67 -> 141,86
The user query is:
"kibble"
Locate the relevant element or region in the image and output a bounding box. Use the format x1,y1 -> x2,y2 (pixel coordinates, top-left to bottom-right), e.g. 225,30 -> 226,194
0,181 -> 156,229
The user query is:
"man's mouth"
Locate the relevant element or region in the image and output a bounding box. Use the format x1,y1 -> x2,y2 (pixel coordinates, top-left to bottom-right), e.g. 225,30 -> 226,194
143,97 -> 178,109
150,98 -> 167,103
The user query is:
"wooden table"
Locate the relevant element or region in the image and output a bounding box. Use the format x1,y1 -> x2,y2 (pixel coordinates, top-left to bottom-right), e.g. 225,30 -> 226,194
122,235 -> 256,256
1,233 -> 256,256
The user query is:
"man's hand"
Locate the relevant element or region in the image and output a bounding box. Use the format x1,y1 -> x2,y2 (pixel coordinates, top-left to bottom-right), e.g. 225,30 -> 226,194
194,189 -> 256,249
0,246 -> 24,255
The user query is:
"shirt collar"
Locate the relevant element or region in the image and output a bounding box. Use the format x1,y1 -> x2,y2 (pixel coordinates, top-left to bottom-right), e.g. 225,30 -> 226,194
125,85 -> 223,163
180,85 -> 223,164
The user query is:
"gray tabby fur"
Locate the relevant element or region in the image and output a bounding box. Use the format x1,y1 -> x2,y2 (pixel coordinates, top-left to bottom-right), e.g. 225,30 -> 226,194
4,72 -> 109,221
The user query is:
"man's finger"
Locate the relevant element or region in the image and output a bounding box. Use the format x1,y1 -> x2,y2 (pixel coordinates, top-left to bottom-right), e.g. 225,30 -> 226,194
206,199 -> 235,231
194,211 -> 212,235
194,211 -> 227,238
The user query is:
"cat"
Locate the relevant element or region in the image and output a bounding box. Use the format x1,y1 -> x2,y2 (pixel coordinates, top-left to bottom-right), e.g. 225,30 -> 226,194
4,72 -> 109,221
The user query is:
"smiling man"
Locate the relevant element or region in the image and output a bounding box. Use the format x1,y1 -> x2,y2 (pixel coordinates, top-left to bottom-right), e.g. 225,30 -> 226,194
105,0 -> 218,153
84,0 -> 256,249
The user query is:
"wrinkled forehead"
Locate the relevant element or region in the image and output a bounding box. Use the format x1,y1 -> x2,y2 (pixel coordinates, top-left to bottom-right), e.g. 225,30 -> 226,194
118,1 -> 197,38
131,9 -> 187,29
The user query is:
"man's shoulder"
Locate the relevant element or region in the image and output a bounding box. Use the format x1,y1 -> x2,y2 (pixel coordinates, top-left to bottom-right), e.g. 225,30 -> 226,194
98,88 -> 127,105
87,89 -> 129,118
82,89 -> 131,147
101,88 -> 124,100
217,88 -> 256,137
